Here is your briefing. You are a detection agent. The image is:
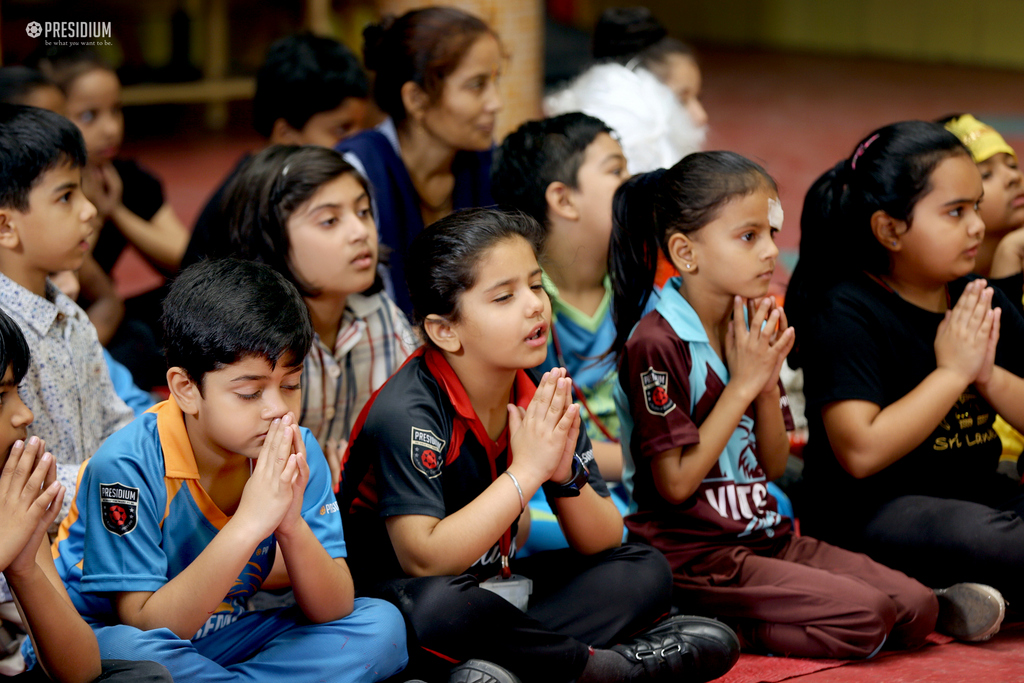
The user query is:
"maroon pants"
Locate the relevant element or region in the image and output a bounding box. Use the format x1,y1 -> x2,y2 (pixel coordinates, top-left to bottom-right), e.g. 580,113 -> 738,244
668,534 -> 938,658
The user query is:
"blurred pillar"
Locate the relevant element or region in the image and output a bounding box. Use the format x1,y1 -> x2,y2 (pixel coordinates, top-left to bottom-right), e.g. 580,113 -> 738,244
375,0 -> 543,142
307,0 -> 332,35
202,0 -> 228,128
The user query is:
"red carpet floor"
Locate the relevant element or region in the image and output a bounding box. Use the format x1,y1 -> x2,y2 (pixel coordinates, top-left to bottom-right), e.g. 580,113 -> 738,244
720,623 -> 1024,682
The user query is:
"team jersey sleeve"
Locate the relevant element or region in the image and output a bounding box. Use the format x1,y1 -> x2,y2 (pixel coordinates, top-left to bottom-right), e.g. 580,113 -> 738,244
299,428 -> 346,559
77,432 -> 169,595
365,394 -> 449,520
620,325 -> 699,460
574,426 -> 611,498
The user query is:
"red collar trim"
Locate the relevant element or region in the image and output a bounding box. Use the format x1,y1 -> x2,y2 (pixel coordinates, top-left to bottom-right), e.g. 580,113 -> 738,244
423,347 -> 536,461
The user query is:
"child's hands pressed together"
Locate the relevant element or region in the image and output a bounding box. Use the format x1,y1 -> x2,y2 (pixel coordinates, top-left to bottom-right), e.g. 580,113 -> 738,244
934,279 -> 999,386
276,419 -> 310,539
725,296 -> 795,401
234,414 -> 300,540
750,297 -> 796,396
0,437 -> 64,575
976,306 -> 1001,388
508,369 -> 581,486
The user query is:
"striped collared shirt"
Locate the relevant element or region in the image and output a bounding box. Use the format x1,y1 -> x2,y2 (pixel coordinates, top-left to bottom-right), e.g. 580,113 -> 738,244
300,291 -> 418,449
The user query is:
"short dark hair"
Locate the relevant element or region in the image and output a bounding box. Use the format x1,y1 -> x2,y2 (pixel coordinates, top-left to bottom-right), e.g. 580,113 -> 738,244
0,104 -> 86,211
218,145 -> 372,297
363,7 -> 496,123
162,258 -> 313,388
592,7 -> 693,70
492,113 -> 614,230
406,207 -> 544,348
29,46 -> 113,94
252,33 -> 369,138
0,308 -> 30,386
0,66 -> 56,105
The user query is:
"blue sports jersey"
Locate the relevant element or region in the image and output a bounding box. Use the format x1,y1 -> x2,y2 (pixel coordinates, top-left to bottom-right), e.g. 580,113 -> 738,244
52,399 -> 346,639
538,274 -> 620,443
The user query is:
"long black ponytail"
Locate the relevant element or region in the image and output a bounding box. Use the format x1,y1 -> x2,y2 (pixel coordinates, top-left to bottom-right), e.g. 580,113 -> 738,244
609,151 -> 777,356
787,121 -> 969,367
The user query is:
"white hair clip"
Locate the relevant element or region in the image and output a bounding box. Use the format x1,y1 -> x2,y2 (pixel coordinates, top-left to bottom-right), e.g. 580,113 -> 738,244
768,197 -> 784,230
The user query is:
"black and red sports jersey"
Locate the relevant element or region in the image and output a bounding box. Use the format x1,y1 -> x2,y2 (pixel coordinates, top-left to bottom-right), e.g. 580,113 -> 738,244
339,347 -> 609,587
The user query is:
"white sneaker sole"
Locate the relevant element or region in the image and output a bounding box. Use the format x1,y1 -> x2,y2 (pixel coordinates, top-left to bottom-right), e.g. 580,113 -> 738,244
935,582 -> 1005,642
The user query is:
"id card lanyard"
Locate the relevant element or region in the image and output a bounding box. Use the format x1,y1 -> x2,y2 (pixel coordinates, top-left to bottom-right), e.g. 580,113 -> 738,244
550,323 -> 620,444
485,440 -> 514,579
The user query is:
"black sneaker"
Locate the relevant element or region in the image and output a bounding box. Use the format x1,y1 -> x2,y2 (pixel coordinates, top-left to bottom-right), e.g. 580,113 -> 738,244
612,615 -> 740,682
935,583 -> 1005,642
448,659 -> 521,683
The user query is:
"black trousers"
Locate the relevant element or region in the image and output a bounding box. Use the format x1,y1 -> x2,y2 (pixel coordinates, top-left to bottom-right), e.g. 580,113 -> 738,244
370,543 -> 672,683
13,660 -> 173,682
819,486 -> 1024,604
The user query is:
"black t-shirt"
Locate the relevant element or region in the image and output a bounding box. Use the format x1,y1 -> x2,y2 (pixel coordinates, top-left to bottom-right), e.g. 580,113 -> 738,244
181,153 -> 251,269
990,272 -> 1024,317
800,273 -> 1024,531
92,159 -> 165,274
339,348 -> 609,588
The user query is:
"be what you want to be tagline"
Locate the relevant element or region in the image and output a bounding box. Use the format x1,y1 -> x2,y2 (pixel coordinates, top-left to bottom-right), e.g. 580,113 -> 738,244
26,21 -> 113,47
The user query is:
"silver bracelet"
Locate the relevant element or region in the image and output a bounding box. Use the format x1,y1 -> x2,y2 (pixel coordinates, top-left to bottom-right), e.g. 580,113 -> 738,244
503,470 -> 525,513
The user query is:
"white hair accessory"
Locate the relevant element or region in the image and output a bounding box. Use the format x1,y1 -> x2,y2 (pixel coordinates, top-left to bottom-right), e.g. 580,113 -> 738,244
768,197 -> 784,230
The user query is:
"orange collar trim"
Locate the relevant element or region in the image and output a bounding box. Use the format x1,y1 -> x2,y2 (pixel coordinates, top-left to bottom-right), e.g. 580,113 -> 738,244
147,398 -> 201,480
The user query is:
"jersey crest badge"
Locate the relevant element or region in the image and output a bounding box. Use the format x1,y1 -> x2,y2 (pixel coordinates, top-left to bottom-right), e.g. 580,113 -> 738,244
100,482 -> 139,536
411,427 -> 446,479
641,367 -> 676,416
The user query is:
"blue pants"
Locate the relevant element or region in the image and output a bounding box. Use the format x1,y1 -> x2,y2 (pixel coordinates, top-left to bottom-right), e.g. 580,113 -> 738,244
28,598 -> 407,683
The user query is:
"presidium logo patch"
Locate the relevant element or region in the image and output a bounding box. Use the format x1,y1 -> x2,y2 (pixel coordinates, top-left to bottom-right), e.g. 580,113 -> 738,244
641,367 -> 676,416
411,427 -> 446,479
100,482 -> 139,536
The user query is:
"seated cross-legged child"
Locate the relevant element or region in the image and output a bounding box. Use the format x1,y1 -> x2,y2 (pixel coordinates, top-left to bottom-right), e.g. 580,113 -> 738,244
491,113 -> 631,551
610,152 -> 941,658
215,145 -> 416,491
339,208 -> 739,683
0,104 -> 133,516
788,121 -> 1024,640
38,258 -> 409,682
0,309 -> 170,683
